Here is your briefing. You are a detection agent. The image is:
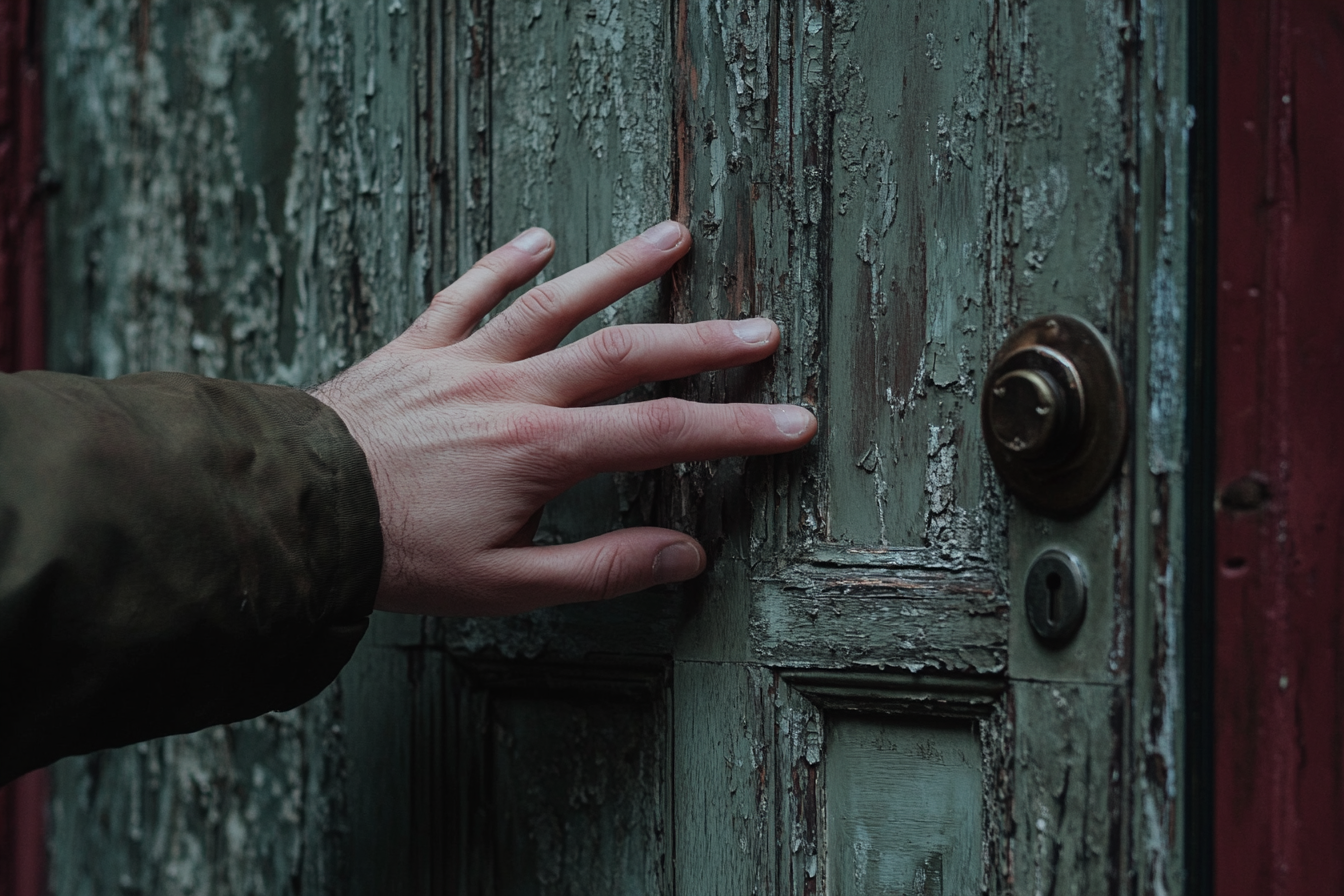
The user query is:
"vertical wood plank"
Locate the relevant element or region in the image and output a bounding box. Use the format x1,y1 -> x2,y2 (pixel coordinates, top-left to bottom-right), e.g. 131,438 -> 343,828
0,770 -> 47,896
1131,0 -> 1192,891
1012,682 -> 1125,896
0,1 -> 48,891
667,0 -> 827,662
0,0 -> 44,374
673,661 -> 777,895
486,0 -> 671,550
1215,0 -> 1344,890
43,0 -> 450,889
825,0 -> 996,551
824,716 -> 984,895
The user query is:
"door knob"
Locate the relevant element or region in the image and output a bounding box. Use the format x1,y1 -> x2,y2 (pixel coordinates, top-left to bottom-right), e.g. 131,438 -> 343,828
981,314 -> 1126,518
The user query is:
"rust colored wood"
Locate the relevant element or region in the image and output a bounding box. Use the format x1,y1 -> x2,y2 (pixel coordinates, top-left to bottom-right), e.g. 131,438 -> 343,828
0,0 -> 46,892
0,0 -> 43,373
1216,0 -> 1344,891
0,772 -> 47,896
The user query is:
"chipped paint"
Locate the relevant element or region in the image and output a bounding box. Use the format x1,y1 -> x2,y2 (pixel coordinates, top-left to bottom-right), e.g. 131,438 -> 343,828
44,0 -> 1190,890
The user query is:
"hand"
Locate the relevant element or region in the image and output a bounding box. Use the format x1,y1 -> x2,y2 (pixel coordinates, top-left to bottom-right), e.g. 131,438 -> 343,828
311,221 -> 817,616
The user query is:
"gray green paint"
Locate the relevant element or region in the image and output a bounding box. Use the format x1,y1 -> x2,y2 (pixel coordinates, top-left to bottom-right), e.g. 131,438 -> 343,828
825,716 -> 983,896
44,0 -> 1189,893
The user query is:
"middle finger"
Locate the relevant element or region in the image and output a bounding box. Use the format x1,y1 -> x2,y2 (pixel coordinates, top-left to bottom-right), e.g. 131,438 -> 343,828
511,318 -> 781,407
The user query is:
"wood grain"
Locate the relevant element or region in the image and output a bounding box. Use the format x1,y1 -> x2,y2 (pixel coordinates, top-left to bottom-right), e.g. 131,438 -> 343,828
39,0 -> 1194,892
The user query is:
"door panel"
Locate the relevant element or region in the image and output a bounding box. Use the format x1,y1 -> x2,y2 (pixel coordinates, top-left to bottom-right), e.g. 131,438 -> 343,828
824,715 -> 983,896
825,0 -> 993,549
43,0 -> 1190,893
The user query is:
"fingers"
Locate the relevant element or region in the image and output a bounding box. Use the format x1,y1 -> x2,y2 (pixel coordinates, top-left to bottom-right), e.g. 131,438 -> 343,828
540,398 -> 817,482
399,228 -> 555,350
470,220 -> 691,361
482,528 -> 706,611
512,318 -> 780,406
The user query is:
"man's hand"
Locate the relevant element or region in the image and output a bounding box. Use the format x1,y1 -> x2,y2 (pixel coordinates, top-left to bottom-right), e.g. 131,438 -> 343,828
311,221 -> 817,616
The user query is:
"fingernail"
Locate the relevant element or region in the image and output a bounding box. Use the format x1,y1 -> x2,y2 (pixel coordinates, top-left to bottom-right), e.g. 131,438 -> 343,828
653,541 -> 703,584
510,227 -> 552,255
639,220 -> 685,251
731,318 -> 775,345
769,405 -> 814,439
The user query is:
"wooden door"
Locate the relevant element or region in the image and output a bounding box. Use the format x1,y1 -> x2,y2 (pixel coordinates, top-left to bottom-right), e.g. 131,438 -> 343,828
42,1 -> 1190,893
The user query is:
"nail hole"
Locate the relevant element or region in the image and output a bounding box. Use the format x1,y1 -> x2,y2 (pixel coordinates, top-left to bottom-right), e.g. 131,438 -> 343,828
1224,556 -> 1246,571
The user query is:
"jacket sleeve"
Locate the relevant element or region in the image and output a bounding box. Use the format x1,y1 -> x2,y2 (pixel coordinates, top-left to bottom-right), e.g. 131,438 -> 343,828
0,371 -> 383,784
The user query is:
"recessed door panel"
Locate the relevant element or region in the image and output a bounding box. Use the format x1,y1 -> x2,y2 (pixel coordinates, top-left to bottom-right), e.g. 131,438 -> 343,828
825,716 -> 983,896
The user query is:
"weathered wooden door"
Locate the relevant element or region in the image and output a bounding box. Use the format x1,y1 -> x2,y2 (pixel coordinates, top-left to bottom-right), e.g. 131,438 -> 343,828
44,0 -> 1189,893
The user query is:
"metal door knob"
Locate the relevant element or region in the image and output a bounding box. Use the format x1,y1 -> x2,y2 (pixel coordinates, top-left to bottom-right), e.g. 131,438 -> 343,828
981,315 -> 1126,518
988,367 -> 1068,458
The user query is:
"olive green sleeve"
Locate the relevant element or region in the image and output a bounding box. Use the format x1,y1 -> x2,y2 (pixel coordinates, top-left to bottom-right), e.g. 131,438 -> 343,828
0,371 -> 383,784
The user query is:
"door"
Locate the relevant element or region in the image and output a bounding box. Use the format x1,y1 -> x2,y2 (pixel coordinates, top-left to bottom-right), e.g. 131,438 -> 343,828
42,0 -> 1189,893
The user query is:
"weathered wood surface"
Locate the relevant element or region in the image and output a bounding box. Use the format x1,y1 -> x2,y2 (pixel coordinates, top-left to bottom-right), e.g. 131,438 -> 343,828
825,715 -> 984,895
42,0 -> 1190,893
0,0 -> 50,889
1214,0 -> 1344,890
0,0 -> 44,374
750,551 -> 1005,674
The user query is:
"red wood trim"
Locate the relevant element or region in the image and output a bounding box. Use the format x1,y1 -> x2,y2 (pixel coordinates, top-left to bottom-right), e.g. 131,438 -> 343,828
0,772 -> 47,896
0,0 -> 46,892
1216,0 -> 1344,890
0,0 -> 42,373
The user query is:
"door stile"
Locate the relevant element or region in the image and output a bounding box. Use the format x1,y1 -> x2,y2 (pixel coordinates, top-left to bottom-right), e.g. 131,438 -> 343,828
1129,1 -> 1194,894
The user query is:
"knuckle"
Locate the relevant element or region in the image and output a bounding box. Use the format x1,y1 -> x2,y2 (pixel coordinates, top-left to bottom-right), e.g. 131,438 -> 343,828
732,404 -> 760,440
602,244 -> 644,278
517,282 -> 564,321
586,543 -> 632,601
457,365 -> 511,399
501,406 -> 561,451
588,326 -> 639,372
427,285 -> 459,314
470,252 -> 514,280
640,398 -> 691,445
693,320 -> 723,350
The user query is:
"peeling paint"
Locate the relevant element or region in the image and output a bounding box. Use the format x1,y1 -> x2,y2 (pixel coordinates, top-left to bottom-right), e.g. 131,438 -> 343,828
44,0 -> 1188,891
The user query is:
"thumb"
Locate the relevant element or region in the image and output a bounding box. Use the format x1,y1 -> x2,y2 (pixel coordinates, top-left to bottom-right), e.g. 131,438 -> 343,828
483,528 -> 706,612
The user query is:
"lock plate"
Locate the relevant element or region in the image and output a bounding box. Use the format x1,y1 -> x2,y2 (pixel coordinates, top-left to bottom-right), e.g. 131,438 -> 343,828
981,314 -> 1127,517
1023,549 -> 1088,646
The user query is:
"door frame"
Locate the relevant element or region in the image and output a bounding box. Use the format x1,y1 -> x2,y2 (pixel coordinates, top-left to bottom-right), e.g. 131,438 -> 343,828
1210,0 -> 1344,891
0,1 -> 47,893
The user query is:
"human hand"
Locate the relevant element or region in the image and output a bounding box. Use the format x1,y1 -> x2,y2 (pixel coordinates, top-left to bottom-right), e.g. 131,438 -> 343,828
311,221 -> 816,616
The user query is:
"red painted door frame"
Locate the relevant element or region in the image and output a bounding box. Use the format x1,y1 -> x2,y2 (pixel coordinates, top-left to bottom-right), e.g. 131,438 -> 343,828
1216,0 -> 1344,891
0,0 -> 42,373
0,0 -> 46,893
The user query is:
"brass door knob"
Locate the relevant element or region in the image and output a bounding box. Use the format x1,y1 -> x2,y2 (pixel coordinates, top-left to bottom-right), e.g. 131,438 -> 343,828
981,315 -> 1126,518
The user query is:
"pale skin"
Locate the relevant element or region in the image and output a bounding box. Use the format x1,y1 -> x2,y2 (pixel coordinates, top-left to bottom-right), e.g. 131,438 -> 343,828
312,220 -> 818,617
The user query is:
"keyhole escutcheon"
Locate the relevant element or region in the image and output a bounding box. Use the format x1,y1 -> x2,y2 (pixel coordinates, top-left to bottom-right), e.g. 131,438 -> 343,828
1024,550 -> 1088,647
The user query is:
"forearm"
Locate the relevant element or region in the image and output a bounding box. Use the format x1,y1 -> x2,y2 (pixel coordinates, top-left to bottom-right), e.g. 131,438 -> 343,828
0,371 -> 382,784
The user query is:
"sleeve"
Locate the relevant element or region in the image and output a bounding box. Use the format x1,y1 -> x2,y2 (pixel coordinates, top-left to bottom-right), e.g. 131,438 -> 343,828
0,370 -> 383,785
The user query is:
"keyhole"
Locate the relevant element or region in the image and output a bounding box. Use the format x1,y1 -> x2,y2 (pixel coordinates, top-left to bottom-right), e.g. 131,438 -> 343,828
1046,571 -> 1063,625
1024,550 -> 1087,646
